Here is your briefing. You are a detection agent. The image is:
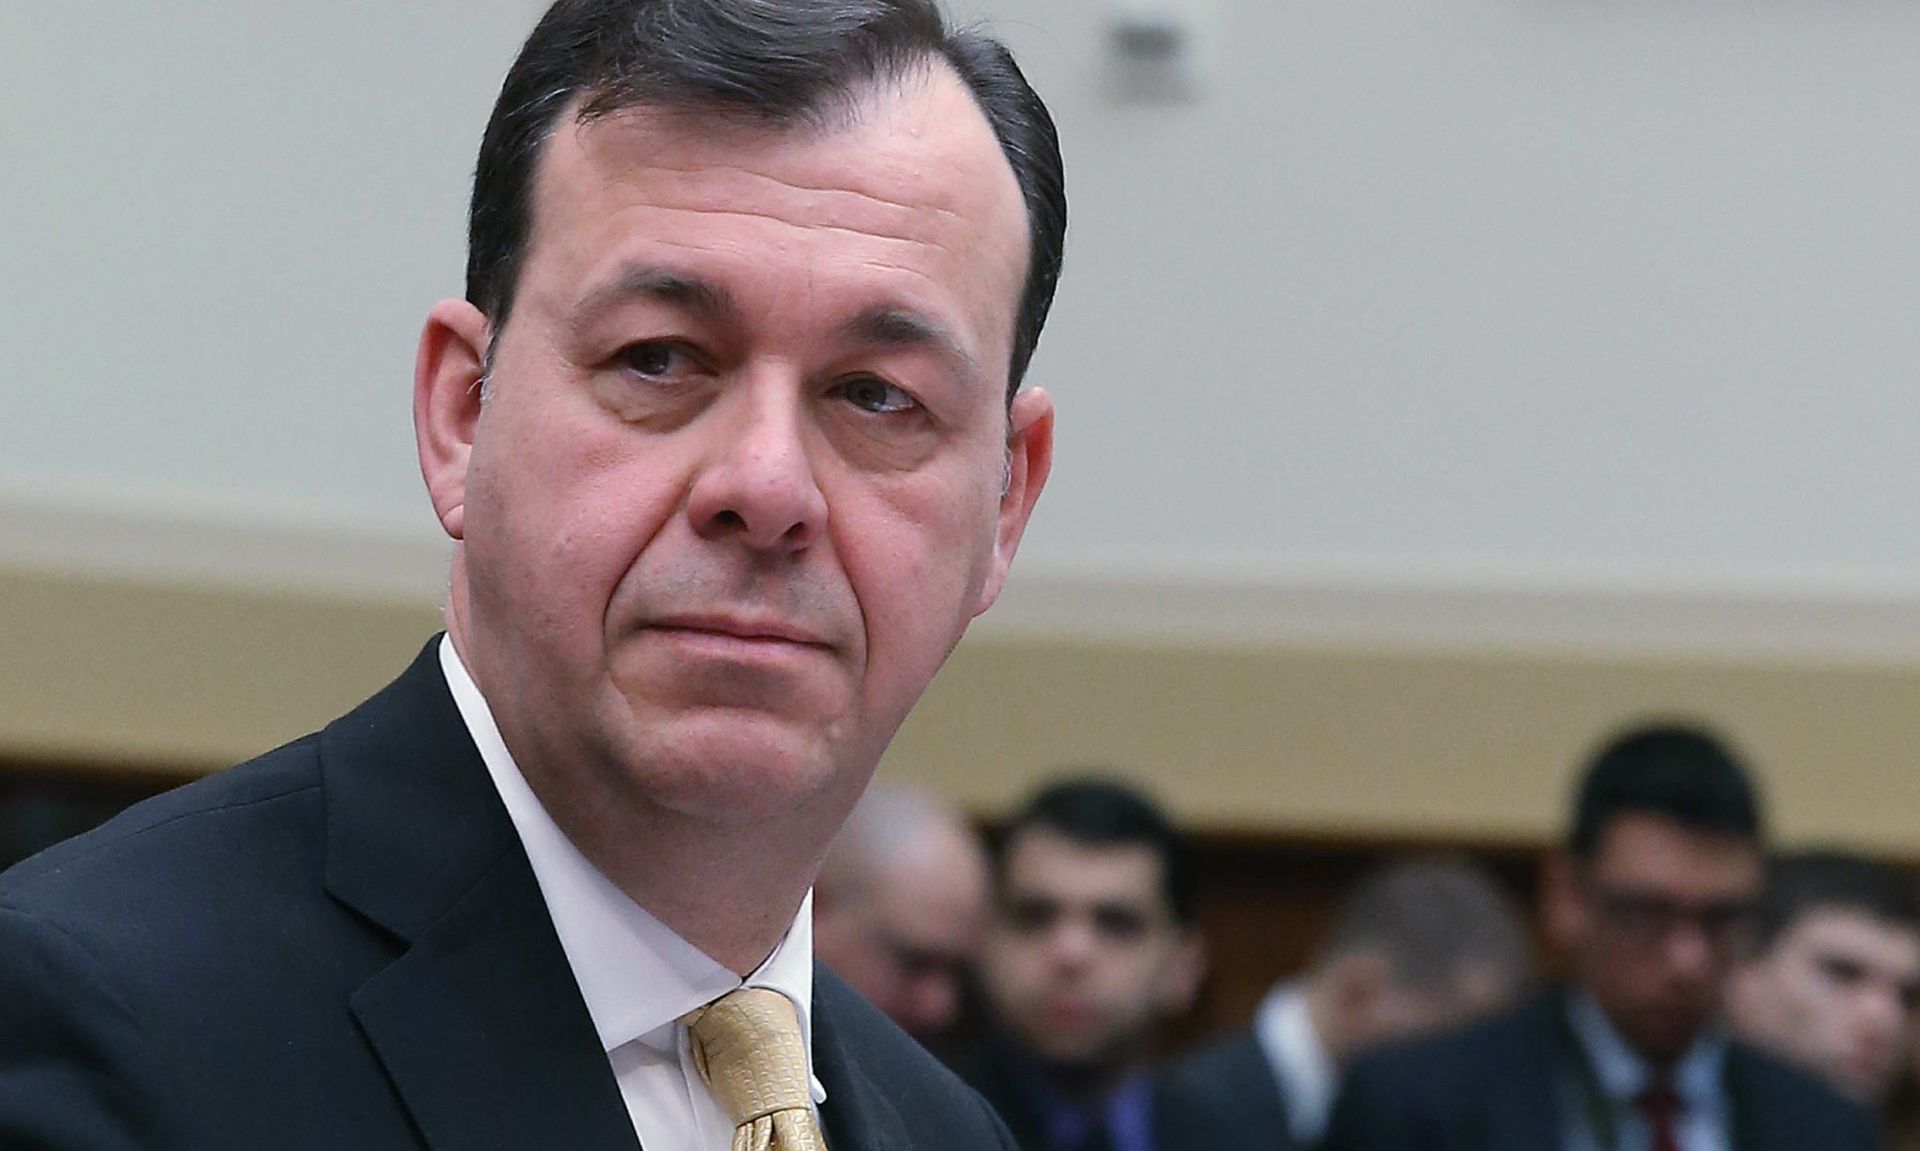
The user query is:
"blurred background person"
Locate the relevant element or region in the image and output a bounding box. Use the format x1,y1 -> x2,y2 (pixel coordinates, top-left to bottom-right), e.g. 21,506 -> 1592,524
1727,850 -> 1920,1108
1325,723 -> 1877,1151
1164,856 -> 1532,1150
962,777 -> 1207,1151
813,782 -> 992,1055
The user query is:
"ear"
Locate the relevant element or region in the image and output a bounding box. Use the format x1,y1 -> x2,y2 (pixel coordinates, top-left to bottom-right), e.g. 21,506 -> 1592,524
973,386 -> 1054,616
1331,951 -> 1392,1012
414,299 -> 492,541
1541,851 -> 1585,953
1722,959 -> 1768,1034
1155,929 -> 1208,1018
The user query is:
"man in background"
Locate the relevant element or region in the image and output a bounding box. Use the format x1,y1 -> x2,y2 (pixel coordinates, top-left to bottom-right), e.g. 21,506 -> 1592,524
815,782 -> 992,1053
1728,850 -> 1920,1108
1165,856 -> 1532,1150
962,778 -> 1208,1151
1324,723 -> 1877,1151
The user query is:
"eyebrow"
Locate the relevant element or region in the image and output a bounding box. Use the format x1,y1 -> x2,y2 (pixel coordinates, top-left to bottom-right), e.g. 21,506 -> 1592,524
840,306 -> 985,389
572,266 -> 740,326
572,267 -> 986,386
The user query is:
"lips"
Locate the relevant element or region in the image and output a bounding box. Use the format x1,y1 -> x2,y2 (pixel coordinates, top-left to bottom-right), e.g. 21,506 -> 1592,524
1040,998 -> 1096,1033
648,613 -> 833,649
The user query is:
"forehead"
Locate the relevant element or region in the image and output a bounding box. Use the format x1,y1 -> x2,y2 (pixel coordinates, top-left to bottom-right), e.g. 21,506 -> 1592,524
1588,813 -> 1762,889
516,66 -> 1030,345
1001,828 -> 1169,909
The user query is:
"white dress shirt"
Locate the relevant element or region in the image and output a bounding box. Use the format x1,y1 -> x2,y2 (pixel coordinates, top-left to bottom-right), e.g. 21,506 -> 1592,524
1252,981 -> 1340,1146
440,637 -> 826,1151
1564,993 -> 1729,1151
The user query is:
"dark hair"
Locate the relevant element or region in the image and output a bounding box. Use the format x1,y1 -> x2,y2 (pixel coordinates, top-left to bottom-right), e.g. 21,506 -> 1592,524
996,777 -> 1195,926
1568,722 -> 1764,857
1320,856 -> 1533,994
1755,849 -> 1920,952
467,0 -> 1066,396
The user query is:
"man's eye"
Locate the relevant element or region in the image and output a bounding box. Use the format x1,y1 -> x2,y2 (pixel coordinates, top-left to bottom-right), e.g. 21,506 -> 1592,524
621,341 -> 690,378
839,375 -> 918,414
1818,956 -> 1867,987
1005,898 -> 1058,934
1092,905 -> 1150,942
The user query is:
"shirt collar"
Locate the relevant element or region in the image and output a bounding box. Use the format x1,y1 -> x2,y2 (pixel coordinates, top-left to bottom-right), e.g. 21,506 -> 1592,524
1253,981 -> 1340,1144
1566,991 -> 1725,1109
439,636 -> 823,1102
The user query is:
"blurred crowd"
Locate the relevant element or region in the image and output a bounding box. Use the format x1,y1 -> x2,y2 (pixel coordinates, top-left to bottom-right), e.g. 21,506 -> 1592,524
821,727 -> 1920,1151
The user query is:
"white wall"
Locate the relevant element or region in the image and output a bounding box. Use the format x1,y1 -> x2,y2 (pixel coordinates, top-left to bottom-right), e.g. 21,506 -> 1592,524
8,2 -> 1920,636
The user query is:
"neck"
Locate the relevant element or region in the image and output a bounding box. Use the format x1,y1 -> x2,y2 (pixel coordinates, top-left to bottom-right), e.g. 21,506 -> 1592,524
1301,976 -> 1355,1067
443,590 -> 836,976
551,791 -> 821,974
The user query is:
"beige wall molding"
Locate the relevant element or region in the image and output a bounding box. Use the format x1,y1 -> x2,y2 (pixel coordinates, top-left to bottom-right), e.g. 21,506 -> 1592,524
5,554 -> 1920,849
8,494 -> 1920,851
8,489 -> 1920,663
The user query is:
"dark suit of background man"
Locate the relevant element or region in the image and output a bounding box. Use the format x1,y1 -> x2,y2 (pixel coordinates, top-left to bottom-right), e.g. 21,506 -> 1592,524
0,0 -> 1067,1146
1324,724 -> 1881,1151
960,779 -> 1211,1151
1164,856 -> 1533,1151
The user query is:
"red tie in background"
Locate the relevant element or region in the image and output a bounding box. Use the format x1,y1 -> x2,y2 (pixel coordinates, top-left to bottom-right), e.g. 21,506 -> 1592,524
1633,1084 -> 1685,1151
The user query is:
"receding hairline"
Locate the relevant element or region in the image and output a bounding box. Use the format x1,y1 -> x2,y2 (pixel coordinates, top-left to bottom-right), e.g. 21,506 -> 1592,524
498,60 -> 1029,375
818,784 -> 983,907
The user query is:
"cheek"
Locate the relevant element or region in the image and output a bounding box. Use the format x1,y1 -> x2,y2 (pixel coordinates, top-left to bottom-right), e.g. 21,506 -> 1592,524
470,421 -> 685,649
836,470 -> 1001,670
507,405 -> 680,562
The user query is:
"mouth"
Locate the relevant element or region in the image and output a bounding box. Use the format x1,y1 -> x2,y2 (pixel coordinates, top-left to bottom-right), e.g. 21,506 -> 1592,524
1040,998 -> 1095,1032
648,614 -> 834,650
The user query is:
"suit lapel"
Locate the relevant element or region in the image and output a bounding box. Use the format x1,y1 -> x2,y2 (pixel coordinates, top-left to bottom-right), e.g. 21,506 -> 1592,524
1482,993 -> 1572,1151
1724,1047 -> 1780,1151
349,850 -> 639,1151
1217,1030 -> 1290,1144
322,640 -> 639,1151
812,974 -> 913,1151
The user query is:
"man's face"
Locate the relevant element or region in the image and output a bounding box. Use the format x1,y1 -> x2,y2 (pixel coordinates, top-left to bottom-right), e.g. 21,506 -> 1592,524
1729,908 -> 1920,1102
417,69 -> 1050,838
817,827 -> 989,1042
1548,814 -> 1764,1065
980,829 -> 1200,1071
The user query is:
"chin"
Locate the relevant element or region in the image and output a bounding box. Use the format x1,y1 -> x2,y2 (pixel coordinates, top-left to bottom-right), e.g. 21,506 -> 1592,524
612,712 -> 846,823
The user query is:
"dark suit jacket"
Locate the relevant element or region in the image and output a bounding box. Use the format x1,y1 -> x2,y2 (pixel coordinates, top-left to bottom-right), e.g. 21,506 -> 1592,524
1157,1027 -> 1305,1151
1321,990 -> 1879,1151
955,1033 -> 1224,1151
0,640 -> 1016,1151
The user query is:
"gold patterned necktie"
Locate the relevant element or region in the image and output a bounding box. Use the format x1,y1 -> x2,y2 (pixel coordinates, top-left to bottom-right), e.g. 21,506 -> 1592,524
683,988 -> 828,1151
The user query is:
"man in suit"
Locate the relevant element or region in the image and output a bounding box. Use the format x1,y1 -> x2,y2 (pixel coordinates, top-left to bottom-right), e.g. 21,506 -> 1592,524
815,783 -> 993,1054
1164,857 -> 1533,1151
1323,724 -> 1881,1151
0,1 -> 1063,1147
960,779 -> 1209,1151
1727,850 -> 1920,1108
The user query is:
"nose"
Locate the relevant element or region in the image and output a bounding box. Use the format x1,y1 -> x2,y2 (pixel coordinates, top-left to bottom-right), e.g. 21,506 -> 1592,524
1662,922 -> 1715,980
1855,983 -> 1905,1046
686,374 -> 828,555
1049,917 -> 1099,969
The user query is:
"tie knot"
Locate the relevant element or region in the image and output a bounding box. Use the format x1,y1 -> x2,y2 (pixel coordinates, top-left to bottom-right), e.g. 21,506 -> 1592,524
683,988 -> 813,1127
1633,1083 -> 1684,1124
